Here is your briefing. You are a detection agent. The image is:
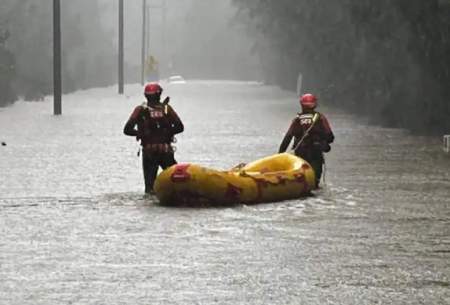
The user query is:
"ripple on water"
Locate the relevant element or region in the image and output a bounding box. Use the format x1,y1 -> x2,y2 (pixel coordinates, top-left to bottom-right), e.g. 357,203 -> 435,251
1,83 -> 449,305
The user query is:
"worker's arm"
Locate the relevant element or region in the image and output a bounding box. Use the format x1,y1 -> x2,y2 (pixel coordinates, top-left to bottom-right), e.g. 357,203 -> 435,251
278,119 -> 297,153
123,106 -> 141,137
167,105 -> 184,135
320,114 -> 335,144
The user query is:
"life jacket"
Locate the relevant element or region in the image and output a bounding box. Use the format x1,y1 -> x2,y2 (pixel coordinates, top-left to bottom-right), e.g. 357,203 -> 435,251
137,102 -> 173,145
292,112 -> 323,157
297,112 -> 319,130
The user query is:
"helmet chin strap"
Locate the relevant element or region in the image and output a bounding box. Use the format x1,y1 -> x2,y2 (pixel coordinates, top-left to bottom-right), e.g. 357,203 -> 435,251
146,95 -> 161,105
302,107 -> 315,113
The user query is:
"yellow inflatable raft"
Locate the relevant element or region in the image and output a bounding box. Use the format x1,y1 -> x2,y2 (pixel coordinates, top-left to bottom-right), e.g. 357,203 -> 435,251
154,153 -> 316,205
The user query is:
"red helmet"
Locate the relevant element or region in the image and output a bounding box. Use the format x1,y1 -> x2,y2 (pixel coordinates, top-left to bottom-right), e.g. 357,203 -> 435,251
144,83 -> 163,95
300,93 -> 317,109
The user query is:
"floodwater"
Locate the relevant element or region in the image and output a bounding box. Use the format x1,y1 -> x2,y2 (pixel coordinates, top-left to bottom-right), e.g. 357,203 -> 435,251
1,81 -> 449,304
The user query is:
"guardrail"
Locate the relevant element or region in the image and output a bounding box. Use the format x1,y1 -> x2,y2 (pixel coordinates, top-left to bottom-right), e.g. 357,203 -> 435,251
444,135 -> 450,153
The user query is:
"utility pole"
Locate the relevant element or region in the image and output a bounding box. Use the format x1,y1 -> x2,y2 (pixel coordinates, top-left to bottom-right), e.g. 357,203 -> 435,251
53,0 -> 62,115
146,6 -> 150,58
118,0 -> 124,94
141,0 -> 146,85
162,0 -> 167,75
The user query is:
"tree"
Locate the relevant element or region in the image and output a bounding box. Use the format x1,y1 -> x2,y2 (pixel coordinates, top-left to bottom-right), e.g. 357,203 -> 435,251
232,0 -> 450,134
0,27 -> 16,106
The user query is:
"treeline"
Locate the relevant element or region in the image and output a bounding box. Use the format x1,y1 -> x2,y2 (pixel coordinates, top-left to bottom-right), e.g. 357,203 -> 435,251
232,0 -> 450,134
0,0 -> 116,107
0,28 -> 15,106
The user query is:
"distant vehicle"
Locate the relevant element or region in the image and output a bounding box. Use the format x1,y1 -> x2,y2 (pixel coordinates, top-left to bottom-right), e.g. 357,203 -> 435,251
167,75 -> 186,84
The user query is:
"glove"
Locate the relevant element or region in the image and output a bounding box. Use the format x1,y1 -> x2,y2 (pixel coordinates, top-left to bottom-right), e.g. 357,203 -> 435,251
322,142 -> 331,153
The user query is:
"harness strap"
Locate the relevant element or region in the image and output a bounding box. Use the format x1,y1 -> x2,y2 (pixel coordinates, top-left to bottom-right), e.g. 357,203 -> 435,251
291,113 -> 320,152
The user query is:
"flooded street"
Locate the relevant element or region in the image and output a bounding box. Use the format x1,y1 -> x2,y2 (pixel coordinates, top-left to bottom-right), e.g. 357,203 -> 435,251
1,81 -> 449,304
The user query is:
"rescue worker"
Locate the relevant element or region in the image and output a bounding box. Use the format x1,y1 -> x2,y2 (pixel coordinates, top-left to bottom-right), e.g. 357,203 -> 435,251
278,93 -> 334,188
124,83 -> 184,194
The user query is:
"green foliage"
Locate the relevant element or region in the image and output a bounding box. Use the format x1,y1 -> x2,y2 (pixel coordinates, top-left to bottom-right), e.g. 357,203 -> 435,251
233,0 -> 450,134
0,27 -> 16,106
0,0 -> 116,103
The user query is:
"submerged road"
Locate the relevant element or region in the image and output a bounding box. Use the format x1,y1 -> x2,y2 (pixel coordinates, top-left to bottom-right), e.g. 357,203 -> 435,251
0,81 -> 449,304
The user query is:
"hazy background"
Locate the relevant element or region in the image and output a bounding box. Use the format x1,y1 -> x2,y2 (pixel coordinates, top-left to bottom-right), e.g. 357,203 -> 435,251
0,0 -> 258,103
1,0 -> 450,134
231,0 -> 450,134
